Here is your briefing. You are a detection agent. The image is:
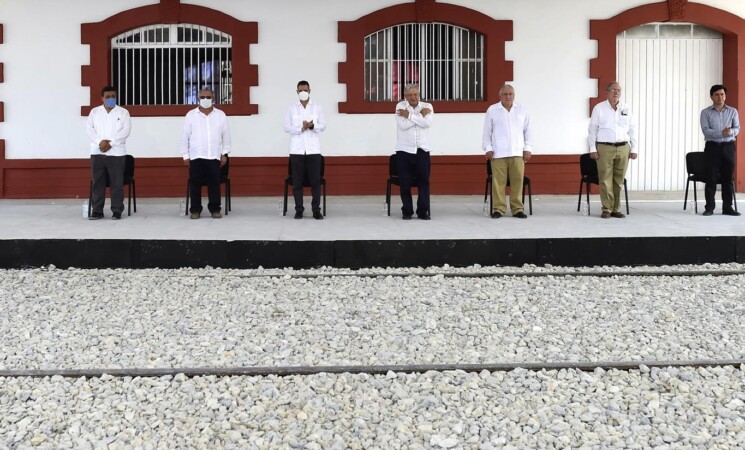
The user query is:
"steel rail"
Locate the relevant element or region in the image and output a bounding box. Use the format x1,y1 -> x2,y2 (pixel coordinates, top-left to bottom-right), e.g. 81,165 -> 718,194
154,269 -> 745,279
1,359 -> 743,379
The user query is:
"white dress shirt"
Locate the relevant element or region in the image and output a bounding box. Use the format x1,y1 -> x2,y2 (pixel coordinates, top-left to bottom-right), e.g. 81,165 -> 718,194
395,100 -> 434,153
482,102 -> 532,158
282,100 -> 326,155
86,105 -> 131,157
180,107 -> 231,160
588,100 -> 638,153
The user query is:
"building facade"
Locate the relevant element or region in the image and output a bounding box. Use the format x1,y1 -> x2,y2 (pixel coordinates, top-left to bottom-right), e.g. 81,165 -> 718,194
0,0 -> 743,198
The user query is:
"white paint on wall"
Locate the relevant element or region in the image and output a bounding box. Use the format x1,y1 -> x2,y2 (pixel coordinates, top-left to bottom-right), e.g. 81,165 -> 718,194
0,0 -> 744,161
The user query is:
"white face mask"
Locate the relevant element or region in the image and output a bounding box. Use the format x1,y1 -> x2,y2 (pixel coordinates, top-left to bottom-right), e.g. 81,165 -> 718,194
199,98 -> 213,109
298,91 -> 310,102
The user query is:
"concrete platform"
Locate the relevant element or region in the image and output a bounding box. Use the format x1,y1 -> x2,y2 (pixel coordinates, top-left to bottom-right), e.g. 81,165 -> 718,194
0,193 -> 743,268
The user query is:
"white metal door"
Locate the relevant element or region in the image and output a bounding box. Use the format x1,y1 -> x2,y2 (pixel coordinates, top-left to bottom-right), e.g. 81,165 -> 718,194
617,24 -> 722,190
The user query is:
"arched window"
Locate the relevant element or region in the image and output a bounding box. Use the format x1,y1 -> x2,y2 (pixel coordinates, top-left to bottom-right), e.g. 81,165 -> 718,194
81,1 -> 258,117
112,24 -> 233,106
364,23 -> 484,102
338,0 -> 511,114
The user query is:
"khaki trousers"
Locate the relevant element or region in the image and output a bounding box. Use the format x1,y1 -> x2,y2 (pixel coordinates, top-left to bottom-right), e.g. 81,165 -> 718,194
596,143 -> 629,213
490,156 -> 524,215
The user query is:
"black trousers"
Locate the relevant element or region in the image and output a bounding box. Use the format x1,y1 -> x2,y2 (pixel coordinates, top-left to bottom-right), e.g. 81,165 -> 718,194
396,149 -> 430,217
90,155 -> 125,215
704,141 -> 736,212
290,154 -> 322,213
189,158 -> 221,213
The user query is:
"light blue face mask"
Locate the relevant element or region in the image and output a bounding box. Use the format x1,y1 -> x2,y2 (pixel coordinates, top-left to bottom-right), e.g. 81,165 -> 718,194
104,98 -> 117,109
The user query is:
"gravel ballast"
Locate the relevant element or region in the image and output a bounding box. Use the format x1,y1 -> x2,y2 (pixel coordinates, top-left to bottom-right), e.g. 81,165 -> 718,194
1,265 -> 744,370
1,264 -> 745,448
2,367 -> 744,449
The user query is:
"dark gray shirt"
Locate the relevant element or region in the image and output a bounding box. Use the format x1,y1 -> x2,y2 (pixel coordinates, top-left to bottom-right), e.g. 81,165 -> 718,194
700,104 -> 739,142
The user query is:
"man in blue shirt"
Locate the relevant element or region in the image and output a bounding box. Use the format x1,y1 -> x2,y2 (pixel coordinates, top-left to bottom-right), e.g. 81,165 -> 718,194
700,84 -> 740,216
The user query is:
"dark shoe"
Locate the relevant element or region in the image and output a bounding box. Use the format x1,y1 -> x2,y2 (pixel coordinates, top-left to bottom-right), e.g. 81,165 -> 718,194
702,210 -> 714,216
417,214 -> 431,220
313,211 -> 324,220
402,214 -> 413,220
294,211 -> 303,219
89,212 -> 104,220
610,212 -> 625,219
190,212 -> 200,220
722,209 -> 741,216
513,212 -> 528,219
490,212 -> 502,219
211,211 -> 222,219
601,211 -> 611,219
112,212 -> 122,220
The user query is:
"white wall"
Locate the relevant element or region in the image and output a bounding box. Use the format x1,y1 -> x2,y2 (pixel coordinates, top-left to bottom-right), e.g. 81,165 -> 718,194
1,0 -> 744,159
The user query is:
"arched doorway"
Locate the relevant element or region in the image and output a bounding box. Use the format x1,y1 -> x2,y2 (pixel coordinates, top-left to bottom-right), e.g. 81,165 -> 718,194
618,23 -> 722,190
590,1 -> 745,191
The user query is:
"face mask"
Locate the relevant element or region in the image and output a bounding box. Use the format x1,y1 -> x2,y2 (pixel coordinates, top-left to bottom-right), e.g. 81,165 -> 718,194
298,91 -> 310,102
104,98 -> 117,109
199,98 -> 213,109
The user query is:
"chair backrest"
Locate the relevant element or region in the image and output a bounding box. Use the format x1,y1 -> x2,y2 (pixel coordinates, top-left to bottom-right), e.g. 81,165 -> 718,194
579,153 -> 598,178
124,155 -> 135,179
685,151 -> 706,178
389,154 -> 399,178
286,155 -> 324,184
221,154 -> 230,178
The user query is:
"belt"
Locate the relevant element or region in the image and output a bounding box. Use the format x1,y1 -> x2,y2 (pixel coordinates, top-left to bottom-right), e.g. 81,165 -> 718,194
706,141 -> 735,146
597,142 -> 628,147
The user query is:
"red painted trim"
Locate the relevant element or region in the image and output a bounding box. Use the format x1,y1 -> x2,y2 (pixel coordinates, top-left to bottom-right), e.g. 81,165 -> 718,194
589,1 -> 745,190
80,2 -> 258,117
338,0 -> 512,114
0,154 -> 581,199
0,24 -> 4,198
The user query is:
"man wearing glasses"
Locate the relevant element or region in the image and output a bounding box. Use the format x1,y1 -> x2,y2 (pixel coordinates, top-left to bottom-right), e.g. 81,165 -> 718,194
700,84 -> 741,216
588,82 -> 638,219
181,87 -> 232,219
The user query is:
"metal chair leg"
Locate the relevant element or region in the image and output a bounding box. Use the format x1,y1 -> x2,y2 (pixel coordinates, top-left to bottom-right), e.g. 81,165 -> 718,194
624,180 -> 629,215
683,179 -> 690,210
283,181 -> 289,216
386,180 -> 392,216
323,180 -> 327,216
185,180 -> 190,216
577,179 -> 584,212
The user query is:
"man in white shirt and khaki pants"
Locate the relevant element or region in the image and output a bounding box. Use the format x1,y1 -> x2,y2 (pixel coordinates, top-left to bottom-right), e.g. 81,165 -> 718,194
482,84 -> 532,219
588,81 -> 638,219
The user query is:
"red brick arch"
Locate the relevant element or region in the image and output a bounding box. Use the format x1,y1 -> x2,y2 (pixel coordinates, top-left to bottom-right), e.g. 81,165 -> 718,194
338,0 -> 512,114
589,1 -> 745,189
81,0 -> 258,117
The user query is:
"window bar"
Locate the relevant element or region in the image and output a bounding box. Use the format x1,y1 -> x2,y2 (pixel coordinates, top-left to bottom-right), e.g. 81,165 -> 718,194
481,33 -> 485,100
146,26 -> 151,105
365,34 -> 370,101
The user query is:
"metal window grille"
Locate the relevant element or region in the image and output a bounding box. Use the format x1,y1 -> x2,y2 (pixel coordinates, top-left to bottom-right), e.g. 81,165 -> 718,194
111,24 -> 233,106
364,23 -> 483,102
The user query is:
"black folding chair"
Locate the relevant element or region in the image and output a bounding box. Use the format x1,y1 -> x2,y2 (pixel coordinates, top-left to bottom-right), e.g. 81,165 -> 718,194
577,153 -> 629,215
683,151 -> 737,214
483,159 -> 532,215
88,154 -> 136,217
283,155 -> 326,216
185,155 -> 231,215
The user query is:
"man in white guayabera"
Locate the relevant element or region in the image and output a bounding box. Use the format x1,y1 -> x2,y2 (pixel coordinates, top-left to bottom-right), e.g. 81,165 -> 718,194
86,85 -> 131,220
181,87 -> 231,219
395,84 -> 433,220
283,80 -> 327,220
588,81 -> 638,219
